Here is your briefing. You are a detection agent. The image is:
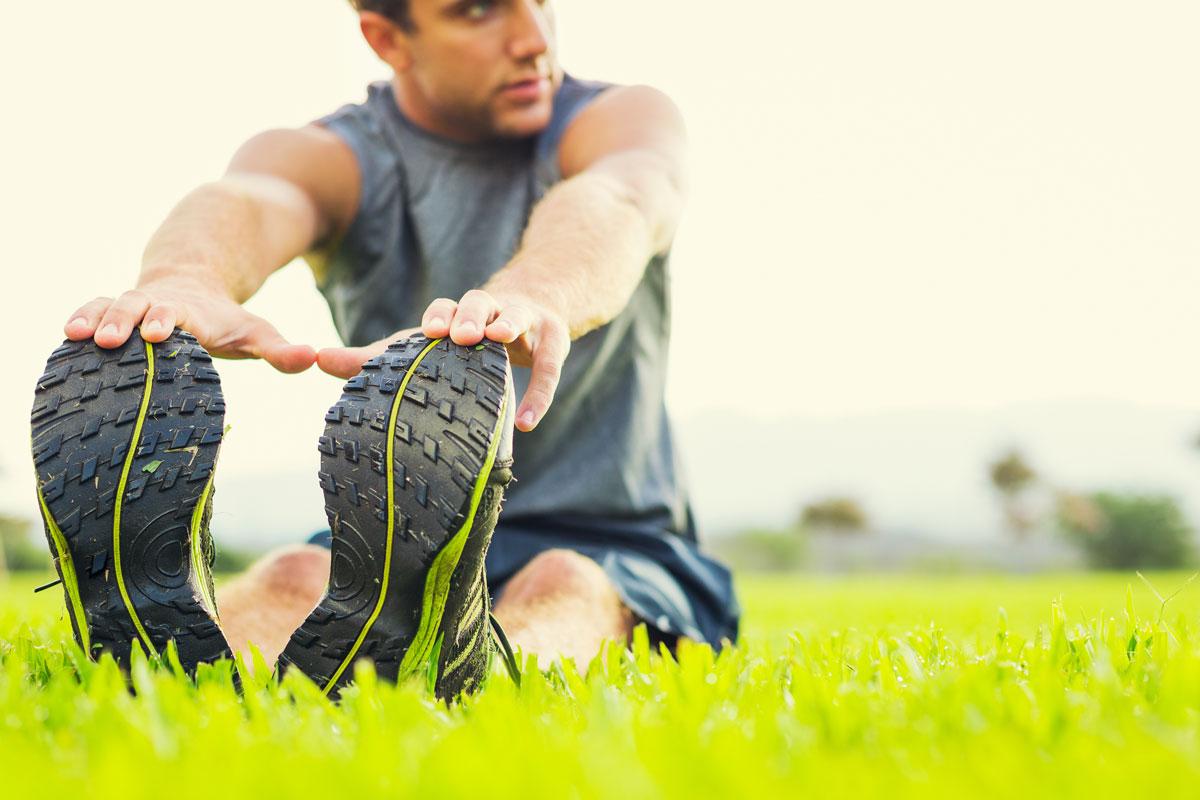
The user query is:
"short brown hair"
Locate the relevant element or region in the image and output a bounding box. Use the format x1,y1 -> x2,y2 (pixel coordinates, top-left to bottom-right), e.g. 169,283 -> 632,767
348,1 -> 414,31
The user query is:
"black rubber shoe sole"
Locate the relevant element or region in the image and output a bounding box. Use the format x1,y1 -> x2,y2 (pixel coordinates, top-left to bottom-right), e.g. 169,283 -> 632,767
277,335 -> 510,696
30,329 -> 233,673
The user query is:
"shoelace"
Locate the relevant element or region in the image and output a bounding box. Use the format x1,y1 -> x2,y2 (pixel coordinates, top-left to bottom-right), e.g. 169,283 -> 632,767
33,578 -> 62,593
489,612 -> 522,687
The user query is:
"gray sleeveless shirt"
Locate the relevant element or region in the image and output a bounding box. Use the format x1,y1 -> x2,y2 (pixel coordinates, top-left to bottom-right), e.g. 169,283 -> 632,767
314,76 -> 692,539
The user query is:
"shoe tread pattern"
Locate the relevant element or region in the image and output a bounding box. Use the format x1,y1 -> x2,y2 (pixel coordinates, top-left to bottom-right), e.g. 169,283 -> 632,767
31,330 -> 232,672
434,482 -> 505,698
280,336 -> 509,694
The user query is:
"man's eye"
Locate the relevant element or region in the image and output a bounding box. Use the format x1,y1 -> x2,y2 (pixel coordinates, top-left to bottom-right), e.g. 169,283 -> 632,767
463,1 -> 494,19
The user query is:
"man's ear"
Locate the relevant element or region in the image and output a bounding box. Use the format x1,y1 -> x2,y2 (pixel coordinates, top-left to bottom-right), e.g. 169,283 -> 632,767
359,11 -> 413,70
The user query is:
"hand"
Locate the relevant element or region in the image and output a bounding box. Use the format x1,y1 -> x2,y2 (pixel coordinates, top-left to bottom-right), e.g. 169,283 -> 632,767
315,289 -> 568,432
424,289 -> 569,432
64,275 -> 316,374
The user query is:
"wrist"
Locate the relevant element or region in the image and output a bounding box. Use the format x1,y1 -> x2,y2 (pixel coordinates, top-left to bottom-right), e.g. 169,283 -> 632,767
137,264 -> 231,299
484,266 -> 564,321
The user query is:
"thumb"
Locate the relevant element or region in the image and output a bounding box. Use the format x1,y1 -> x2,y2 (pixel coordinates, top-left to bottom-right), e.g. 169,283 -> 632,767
316,343 -> 386,379
316,328 -> 421,379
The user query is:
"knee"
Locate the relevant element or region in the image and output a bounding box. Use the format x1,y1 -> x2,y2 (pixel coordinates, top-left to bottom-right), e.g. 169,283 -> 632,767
245,544 -> 330,597
506,549 -> 611,602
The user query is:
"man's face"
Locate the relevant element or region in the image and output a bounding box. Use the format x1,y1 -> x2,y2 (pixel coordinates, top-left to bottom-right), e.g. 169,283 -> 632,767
397,0 -> 559,141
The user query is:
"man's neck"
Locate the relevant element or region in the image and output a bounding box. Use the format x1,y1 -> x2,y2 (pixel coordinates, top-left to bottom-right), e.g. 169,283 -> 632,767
390,75 -> 487,144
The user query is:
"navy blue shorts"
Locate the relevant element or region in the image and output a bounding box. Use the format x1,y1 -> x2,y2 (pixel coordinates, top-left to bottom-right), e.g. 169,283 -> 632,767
307,512 -> 739,649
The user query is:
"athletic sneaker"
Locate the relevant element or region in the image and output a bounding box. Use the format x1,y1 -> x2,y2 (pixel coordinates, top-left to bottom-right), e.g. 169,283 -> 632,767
277,334 -> 515,698
30,329 -> 233,674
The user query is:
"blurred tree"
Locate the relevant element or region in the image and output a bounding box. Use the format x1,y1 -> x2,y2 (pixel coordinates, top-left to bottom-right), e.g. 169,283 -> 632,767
800,497 -> 869,535
0,513 -> 48,573
1056,491 -> 1193,569
713,527 -> 807,572
988,449 -> 1039,539
1054,491 -> 1104,536
990,450 -> 1037,493
212,545 -> 258,575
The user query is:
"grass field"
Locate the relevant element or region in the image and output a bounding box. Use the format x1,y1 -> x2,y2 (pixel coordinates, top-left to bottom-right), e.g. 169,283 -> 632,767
3,570 -> 1200,798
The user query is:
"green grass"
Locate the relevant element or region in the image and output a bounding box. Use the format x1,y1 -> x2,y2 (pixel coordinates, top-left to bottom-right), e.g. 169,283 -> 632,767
3,571 -> 1200,798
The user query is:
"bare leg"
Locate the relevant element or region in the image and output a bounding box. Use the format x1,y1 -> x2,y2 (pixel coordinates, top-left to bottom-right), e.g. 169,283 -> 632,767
492,549 -> 635,670
217,545 -> 330,671
217,545 -> 633,674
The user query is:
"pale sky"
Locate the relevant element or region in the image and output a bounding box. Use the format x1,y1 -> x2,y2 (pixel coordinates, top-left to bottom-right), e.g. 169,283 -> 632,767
1,1 -> 1197,526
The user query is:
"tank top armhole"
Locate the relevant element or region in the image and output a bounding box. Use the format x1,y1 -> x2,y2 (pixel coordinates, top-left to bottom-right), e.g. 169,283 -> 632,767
534,75 -> 616,190
313,84 -> 403,287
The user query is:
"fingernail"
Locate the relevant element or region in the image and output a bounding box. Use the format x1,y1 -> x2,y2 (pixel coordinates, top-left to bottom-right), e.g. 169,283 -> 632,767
144,320 -> 163,334
68,317 -> 87,328
427,317 -> 445,329
100,324 -> 118,339
519,410 -> 536,428
459,320 -> 477,333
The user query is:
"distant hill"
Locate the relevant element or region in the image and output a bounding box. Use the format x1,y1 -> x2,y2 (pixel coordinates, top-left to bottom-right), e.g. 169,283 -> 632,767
675,399 -> 1199,541
206,469 -> 330,548
5,399 -> 1195,553
209,399 -> 1199,549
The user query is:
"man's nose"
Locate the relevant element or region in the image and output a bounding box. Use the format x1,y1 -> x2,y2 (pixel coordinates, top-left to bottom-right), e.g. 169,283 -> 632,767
508,0 -> 551,62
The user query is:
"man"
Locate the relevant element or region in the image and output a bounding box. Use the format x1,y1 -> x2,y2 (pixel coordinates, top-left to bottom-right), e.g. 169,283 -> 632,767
33,0 -> 737,693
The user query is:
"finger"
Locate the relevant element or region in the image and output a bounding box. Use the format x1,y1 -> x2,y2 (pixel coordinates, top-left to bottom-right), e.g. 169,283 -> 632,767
316,343 -> 386,379
449,289 -> 498,346
262,342 -> 318,374
139,301 -> 182,342
64,297 -> 115,340
238,319 -> 316,374
94,290 -> 153,348
316,328 -> 417,379
484,305 -> 534,344
515,328 -> 569,431
421,298 -> 458,339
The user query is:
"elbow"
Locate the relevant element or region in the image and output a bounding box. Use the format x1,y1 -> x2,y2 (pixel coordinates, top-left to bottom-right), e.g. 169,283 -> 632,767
598,163 -> 686,256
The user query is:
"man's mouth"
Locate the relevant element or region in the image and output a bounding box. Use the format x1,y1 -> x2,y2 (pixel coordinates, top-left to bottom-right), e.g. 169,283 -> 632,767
499,76 -> 550,101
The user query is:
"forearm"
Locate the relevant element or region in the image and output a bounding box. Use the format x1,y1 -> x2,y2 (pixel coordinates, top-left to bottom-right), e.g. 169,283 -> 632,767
139,175 -> 316,302
484,170 -> 657,339
67,134 -> 331,372
409,87 -> 686,430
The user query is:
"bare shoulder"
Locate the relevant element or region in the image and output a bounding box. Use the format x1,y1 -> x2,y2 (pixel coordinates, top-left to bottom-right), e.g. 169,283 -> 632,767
227,125 -> 361,242
228,125 -> 358,184
559,85 -> 687,178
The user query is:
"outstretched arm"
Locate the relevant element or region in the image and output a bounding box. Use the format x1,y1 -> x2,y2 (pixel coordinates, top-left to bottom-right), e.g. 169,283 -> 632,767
318,85 -> 687,430
65,125 -> 359,374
